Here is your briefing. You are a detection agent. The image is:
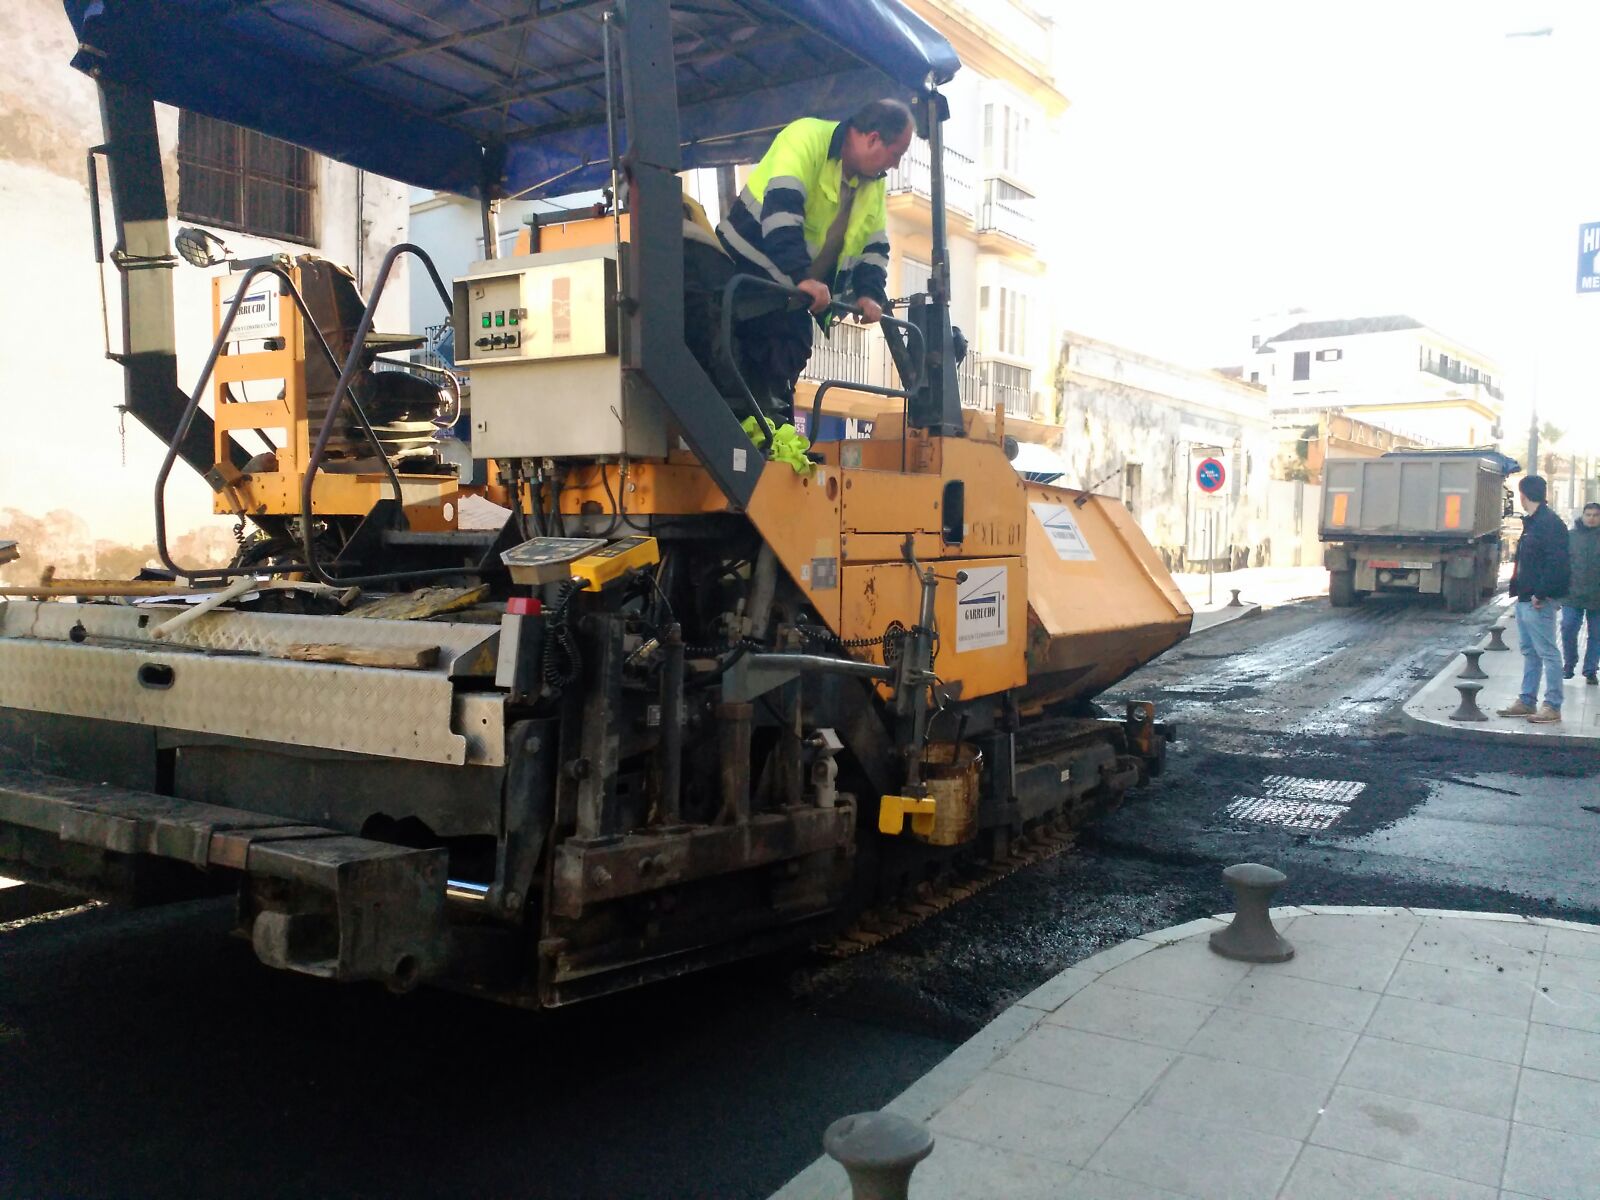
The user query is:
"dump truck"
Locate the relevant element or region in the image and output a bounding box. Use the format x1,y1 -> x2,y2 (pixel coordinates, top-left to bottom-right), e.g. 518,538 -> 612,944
0,0 -> 1191,1006
1320,448 -> 1519,612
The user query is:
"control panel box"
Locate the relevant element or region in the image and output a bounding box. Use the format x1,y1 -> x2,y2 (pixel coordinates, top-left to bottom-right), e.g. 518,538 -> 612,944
452,253 -> 618,364
453,248 -> 666,460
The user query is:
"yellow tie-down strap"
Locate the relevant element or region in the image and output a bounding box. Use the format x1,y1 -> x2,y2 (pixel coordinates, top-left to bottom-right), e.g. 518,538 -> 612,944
879,794 -> 938,837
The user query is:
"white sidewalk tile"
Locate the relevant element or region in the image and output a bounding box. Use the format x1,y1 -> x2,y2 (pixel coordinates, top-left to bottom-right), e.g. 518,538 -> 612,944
1084,1104 -> 1301,1200
1385,959 -> 1537,1021
1061,1170 -> 1196,1199
1092,939 -> 1253,1005
1522,1022 -> 1600,1083
902,1132 -> 1077,1200
1137,916 -> 1226,946
1501,1123 -> 1600,1200
1531,982 -> 1600,1034
1220,971 -> 1381,1032
1513,1067 -> 1600,1137
992,1024 -> 1177,1100
1185,1006 -> 1358,1084
1416,914 -> 1548,951
1267,930 -> 1405,992
1309,1085 -> 1509,1186
1014,966 -> 1099,1013
1366,994 -> 1529,1064
1539,951 -> 1600,997
1142,1053 -> 1331,1139
1405,924 -> 1547,982
1338,1035 -> 1521,1120
1541,925 -> 1600,963
768,911 -> 1600,1200
1045,982 -> 1215,1051
1282,912 -> 1421,952
928,1071 -> 1133,1168
1279,1145 -> 1497,1200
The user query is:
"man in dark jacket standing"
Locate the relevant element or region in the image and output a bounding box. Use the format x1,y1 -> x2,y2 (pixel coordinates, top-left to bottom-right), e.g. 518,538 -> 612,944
1498,475 -> 1571,723
1563,501 -> 1600,684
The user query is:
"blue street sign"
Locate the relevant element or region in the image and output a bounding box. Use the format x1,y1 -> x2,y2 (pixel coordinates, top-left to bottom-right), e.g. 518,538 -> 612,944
1196,457 -> 1226,494
1579,222 -> 1600,293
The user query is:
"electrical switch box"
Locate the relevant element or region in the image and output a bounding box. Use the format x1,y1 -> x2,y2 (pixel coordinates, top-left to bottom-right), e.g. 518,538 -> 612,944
453,246 -> 666,459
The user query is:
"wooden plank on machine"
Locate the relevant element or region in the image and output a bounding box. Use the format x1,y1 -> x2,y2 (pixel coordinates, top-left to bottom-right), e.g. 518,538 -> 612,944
282,643 -> 441,670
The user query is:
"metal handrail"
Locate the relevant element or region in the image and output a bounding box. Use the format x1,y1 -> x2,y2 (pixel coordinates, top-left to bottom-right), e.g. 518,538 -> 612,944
152,261 -> 398,581
298,242 -> 468,587
718,274 -> 926,439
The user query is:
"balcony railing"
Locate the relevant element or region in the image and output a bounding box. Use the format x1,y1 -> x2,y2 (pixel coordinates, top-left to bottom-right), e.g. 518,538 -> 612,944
977,193 -> 1035,247
1418,351 -> 1503,400
800,330 -> 1035,422
886,143 -> 976,218
800,319 -> 874,387
960,357 -> 1032,416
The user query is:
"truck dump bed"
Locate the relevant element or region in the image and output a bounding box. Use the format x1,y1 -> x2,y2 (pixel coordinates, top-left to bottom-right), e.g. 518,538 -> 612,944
1320,454 -> 1505,542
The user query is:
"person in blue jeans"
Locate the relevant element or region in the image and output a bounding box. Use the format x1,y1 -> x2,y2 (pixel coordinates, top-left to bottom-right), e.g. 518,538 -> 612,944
1498,475 -> 1571,723
1563,502 -> 1600,684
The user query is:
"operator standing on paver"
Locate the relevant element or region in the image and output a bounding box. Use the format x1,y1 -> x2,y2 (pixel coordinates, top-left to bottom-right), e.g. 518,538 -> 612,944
1563,500 -> 1600,685
1498,475 -> 1571,724
714,100 -> 911,420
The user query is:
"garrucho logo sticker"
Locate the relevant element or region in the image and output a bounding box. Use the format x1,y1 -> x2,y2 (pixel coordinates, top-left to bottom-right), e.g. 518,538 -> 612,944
956,565 -> 1008,652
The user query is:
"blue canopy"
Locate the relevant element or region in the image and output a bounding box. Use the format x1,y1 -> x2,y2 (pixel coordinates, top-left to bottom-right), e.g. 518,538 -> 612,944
64,0 -> 960,199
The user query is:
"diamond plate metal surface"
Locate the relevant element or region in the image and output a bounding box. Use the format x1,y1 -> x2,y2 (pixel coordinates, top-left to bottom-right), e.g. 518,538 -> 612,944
0,600 -> 496,674
0,640 -> 504,767
1222,775 -> 1367,831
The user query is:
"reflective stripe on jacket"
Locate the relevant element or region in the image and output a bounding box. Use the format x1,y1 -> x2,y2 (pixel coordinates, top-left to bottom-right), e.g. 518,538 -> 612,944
716,118 -> 890,310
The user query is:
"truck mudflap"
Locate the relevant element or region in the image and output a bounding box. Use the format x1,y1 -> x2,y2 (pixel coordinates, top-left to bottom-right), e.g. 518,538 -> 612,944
0,767 -> 448,988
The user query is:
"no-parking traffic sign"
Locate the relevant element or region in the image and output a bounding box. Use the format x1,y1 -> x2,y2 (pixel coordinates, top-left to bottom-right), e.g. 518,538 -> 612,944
1195,456 -> 1227,494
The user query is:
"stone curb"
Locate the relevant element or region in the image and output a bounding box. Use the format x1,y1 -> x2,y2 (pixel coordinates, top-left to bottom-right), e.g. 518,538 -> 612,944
766,906 -> 1600,1200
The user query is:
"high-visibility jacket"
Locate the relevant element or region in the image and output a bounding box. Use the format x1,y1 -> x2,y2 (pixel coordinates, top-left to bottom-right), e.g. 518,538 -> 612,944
716,118 -> 891,310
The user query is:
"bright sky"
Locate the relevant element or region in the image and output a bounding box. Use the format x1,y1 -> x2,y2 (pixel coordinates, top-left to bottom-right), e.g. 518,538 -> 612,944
1043,0 -> 1600,450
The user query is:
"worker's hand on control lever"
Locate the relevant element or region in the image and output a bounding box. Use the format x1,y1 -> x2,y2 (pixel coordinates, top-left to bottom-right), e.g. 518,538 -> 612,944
796,279 -> 832,314
855,297 -> 884,324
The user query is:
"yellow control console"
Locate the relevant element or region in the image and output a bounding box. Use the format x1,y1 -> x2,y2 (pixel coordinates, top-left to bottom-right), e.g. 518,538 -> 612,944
570,535 -> 660,591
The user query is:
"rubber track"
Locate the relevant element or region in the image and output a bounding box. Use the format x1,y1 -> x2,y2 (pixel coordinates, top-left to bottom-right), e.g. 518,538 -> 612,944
814,818 -> 1080,958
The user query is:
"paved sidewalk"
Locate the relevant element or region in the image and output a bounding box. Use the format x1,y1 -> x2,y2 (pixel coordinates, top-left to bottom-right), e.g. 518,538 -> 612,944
1178,567 -> 1327,635
772,907 -> 1600,1200
1405,599 -> 1600,743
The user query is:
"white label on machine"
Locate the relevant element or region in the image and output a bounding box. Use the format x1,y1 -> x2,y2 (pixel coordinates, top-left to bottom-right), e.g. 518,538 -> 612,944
733,447 -> 747,473
1030,503 -> 1095,561
225,281 -> 280,342
956,566 -> 1008,653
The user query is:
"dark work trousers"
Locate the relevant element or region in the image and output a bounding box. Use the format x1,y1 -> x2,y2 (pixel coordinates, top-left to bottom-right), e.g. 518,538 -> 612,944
683,240 -> 813,425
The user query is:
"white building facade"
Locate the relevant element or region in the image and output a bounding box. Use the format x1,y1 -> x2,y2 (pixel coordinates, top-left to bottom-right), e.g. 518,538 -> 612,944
1244,314 -> 1505,450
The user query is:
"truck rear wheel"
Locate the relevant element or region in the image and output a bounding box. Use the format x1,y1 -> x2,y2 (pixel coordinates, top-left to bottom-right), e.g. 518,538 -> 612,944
1444,573 -> 1476,613
1329,570 -> 1357,608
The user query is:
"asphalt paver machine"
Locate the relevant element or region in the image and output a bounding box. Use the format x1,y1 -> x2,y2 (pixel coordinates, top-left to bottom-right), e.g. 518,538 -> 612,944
0,0 -> 1191,1004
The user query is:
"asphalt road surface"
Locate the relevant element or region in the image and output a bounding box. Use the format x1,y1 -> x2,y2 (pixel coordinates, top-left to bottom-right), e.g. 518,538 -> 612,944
4,591 -> 1596,1199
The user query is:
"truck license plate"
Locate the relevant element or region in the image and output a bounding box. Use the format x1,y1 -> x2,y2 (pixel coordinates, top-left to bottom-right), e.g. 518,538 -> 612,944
1369,560 -> 1432,570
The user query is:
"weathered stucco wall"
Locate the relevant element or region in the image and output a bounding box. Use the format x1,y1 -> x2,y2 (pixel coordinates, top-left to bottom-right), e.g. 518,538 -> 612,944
1055,333 -> 1276,569
1,0 -> 409,557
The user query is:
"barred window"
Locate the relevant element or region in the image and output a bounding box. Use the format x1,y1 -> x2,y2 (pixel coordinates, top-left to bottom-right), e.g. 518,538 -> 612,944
178,111 -> 316,244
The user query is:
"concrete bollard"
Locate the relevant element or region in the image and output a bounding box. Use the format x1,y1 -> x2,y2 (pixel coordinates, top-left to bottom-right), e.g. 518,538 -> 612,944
1227,589 -> 1244,608
1457,648 -> 1488,680
1449,681 -> 1488,722
1209,863 -> 1294,963
823,1111 -> 934,1200
1484,623 -> 1509,652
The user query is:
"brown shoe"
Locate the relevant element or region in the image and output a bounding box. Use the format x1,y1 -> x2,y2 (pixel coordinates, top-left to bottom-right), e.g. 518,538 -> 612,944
1527,705 -> 1562,724
1496,700 -> 1534,717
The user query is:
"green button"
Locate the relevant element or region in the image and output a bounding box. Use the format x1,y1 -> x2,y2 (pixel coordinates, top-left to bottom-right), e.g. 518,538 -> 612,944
481,313 -> 491,328
495,312 -> 505,327
509,309 -> 519,326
